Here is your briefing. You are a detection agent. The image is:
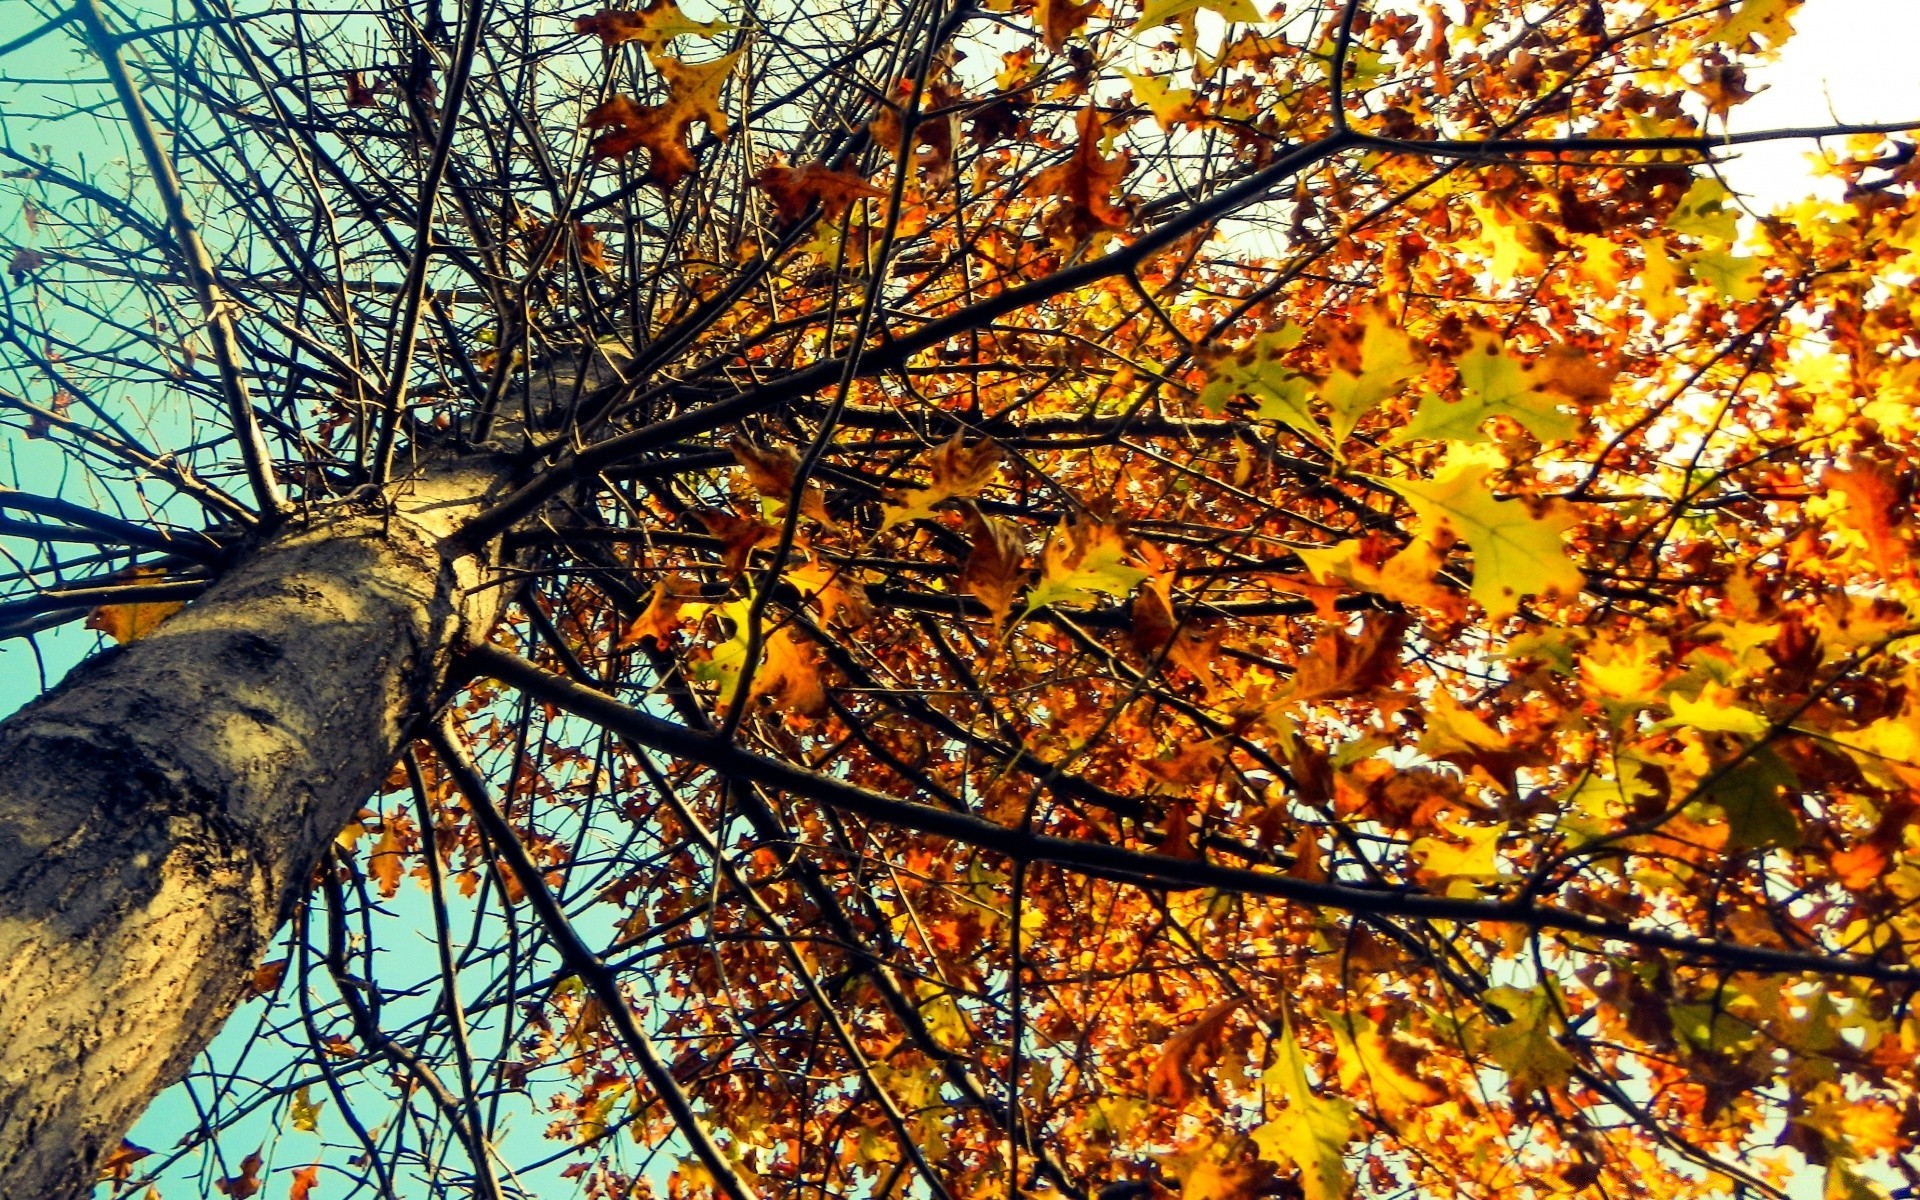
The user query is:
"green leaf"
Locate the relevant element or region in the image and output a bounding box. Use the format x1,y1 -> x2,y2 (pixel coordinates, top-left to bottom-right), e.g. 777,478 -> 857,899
1702,748 -> 1802,849
1483,985 -> 1575,1097
1136,0 -> 1263,32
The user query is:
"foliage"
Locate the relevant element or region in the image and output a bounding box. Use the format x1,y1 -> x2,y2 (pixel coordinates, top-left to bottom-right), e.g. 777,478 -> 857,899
3,0 -> 1920,1197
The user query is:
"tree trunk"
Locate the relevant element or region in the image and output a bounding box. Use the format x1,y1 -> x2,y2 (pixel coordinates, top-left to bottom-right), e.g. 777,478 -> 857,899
0,454 -> 513,1198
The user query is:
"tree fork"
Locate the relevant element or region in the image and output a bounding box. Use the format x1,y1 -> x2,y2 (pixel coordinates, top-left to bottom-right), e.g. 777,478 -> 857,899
0,452 -> 516,1199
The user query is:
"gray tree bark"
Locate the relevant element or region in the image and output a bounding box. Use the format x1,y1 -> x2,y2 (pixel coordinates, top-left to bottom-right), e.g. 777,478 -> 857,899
0,453 -> 515,1198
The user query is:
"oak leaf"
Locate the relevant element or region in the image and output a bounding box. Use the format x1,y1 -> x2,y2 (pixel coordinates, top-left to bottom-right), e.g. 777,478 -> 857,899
290,1165 -> 322,1200
1147,999 -> 1238,1107
574,0 -> 731,49
754,162 -> 884,223
214,1150 -> 265,1199
1029,105 -> 1131,241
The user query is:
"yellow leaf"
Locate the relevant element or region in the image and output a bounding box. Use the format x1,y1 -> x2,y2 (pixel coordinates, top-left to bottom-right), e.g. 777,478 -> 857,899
1667,177 -> 1738,243
1319,308 -> 1423,444
1714,0 -> 1799,50
1251,1012 -> 1353,1200
1664,682 -> 1771,735
1137,0 -> 1262,32
1411,817 -> 1504,882
574,0 -> 732,49
1637,236 -> 1689,322
1121,70 -> 1200,130
289,1084 -> 324,1134
1023,521 -> 1147,616
1483,984 -> 1576,1096
1325,1013 -> 1442,1121
1686,248 -> 1766,302
1387,457 -> 1584,619
1197,324 -> 1306,417
1417,687 -> 1508,758
1396,331 -> 1578,445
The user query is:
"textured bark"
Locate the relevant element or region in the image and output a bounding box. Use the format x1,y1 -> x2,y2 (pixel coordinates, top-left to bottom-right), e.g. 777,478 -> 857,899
0,454 -> 513,1199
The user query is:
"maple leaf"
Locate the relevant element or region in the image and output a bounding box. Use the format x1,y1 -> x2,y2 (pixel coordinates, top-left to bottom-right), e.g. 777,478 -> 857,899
1318,307 -> 1424,443
289,1084 -> 324,1134
1251,1012 -> 1354,1200
1326,1011 -> 1442,1122
881,436 -> 1002,528
368,824 -> 405,899
1281,613 -> 1407,704
1147,999 -> 1238,1107
96,1140 -> 151,1183
1713,0 -> 1799,51
1136,0 -> 1262,32
1827,461 -> 1908,577
1396,330 -> 1582,445
962,508 -> 1027,624
1122,70 -> 1201,130
1387,457 -> 1584,619
85,566 -> 188,645
1482,985 -> 1576,1097
1196,324 -> 1306,417
1029,105 -> 1131,241
246,957 -> 288,999
574,0 -> 731,49
1023,520 -> 1147,617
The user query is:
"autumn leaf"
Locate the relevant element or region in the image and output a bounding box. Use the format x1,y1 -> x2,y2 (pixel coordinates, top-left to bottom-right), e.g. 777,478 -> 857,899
1136,0 -> 1262,32
1387,456 -> 1584,619
369,824 -> 405,899
246,957 -> 288,999
1318,307 -> 1424,444
1022,520 -> 1147,617
1029,105 -> 1131,241
1713,0 -> 1799,51
289,1085 -> 324,1134
618,575 -> 700,649
881,436 -> 1002,528
213,1150 -> 265,1199
962,508 -> 1027,625
1036,0 -> 1099,50
85,566 -> 188,645
1827,461 -> 1908,577
1396,330 -> 1582,445
96,1140 -> 151,1184
582,50 -> 740,184
754,162 -> 884,223
1482,985 -> 1575,1097
1326,1011 -> 1443,1122
1251,1012 -> 1354,1200
289,1165 -> 322,1200
1121,70 -> 1200,130
574,0 -> 732,49
1147,1000 -> 1238,1107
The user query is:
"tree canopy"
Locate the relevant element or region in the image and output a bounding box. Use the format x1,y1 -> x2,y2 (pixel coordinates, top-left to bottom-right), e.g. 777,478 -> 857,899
3,0 -> 1920,1197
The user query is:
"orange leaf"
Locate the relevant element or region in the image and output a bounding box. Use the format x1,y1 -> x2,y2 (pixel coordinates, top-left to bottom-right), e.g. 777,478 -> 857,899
290,1165 -> 321,1200
369,825 -> 404,899
1147,1000 -> 1238,1107
84,566 -> 188,645
1037,0 -> 1099,50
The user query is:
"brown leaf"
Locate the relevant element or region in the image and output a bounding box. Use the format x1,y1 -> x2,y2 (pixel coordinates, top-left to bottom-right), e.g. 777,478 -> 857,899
695,508 -> 778,576
247,958 -> 288,999
342,71 -> 383,108
214,1150 -> 264,1199
1284,613 -> 1410,704
96,1140 -> 151,1183
962,506 -> 1026,624
755,162 -> 884,223
619,575 -> 699,649
1029,105 -> 1130,240
1147,1000 -> 1238,1107
6,246 -> 44,283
